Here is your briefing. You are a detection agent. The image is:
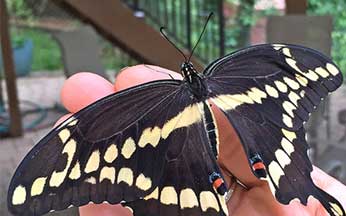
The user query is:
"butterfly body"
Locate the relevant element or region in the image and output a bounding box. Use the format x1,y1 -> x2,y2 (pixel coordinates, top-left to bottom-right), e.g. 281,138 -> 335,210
181,62 -> 209,100
8,44 -> 345,216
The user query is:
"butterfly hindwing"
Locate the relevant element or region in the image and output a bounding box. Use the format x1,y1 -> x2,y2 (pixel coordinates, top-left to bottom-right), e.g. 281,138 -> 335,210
123,121 -> 227,216
206,44 -> 344,216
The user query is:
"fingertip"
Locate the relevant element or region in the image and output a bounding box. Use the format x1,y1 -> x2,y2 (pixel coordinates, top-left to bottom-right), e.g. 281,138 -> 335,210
61,72 -> 114,113
114,65 -> 182,91
79,204 -> 132,216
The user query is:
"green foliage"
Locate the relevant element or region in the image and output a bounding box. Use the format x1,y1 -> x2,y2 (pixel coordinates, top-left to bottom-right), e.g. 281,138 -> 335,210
6,0 -> 35,49
224,0 -> 279,51
308,0 -> 346,77
6,0 -> 33,19
11,34 -> 27,49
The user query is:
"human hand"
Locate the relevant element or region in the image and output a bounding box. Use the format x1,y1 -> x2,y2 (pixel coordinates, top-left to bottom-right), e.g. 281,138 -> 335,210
56,65 -> 346,215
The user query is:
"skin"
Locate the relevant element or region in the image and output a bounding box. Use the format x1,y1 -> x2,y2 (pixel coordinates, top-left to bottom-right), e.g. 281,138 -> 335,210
55,65 -> 346,216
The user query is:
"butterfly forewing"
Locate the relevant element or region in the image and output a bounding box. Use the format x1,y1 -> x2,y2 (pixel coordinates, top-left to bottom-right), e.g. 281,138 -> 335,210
206,44 -> 344,216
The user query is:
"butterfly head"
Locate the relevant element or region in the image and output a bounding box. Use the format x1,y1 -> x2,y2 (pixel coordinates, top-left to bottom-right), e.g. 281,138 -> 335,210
181,61 -> 197,80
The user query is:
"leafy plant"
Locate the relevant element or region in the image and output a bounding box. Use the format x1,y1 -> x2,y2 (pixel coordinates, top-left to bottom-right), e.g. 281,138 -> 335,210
6,0 -> 34,48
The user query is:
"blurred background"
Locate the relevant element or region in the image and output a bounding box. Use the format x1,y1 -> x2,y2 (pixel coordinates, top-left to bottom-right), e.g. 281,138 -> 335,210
0,0 -> 345,215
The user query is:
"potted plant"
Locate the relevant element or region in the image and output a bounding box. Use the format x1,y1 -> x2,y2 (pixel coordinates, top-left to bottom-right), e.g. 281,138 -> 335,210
0,0 -> 34,77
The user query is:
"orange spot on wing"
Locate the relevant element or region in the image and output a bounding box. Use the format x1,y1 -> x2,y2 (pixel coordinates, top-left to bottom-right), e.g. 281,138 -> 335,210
253,162 -> 265,170
213,178 -> 223,189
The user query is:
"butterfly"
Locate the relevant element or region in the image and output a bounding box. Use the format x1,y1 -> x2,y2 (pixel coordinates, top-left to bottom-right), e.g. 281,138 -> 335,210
7,16 -> 346,216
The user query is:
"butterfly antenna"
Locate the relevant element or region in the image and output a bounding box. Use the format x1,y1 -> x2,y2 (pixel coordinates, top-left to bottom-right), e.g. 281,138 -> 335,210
160,27 -> 188,62
188,12 -> 214,62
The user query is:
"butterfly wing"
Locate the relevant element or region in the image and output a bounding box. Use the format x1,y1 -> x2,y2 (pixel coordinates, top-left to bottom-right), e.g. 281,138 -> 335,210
122,120 -> 228,216
205,44 -> 345,216
8,80 -> 226,216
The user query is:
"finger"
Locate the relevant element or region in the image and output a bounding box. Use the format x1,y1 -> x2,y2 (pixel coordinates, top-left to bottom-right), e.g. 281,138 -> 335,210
311,166 -> 346,208
114,64 -> 182,91
79,203 -> 132,216
56,72 -> 127,215
61,72 -> 115,113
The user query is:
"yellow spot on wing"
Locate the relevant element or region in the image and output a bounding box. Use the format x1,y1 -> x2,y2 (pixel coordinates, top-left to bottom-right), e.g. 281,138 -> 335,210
135,173 -> 152,191
247,87 -> 267,104
326,63 -> 339,76
160,186 -> 178,205
12,185 -> 26,205
268,161 -> 284,186
330,202 -> 344,216
282,48 -> 292,57
273,44 -> 285,50
138,126 -> 161,148
31,177 -> 47,196
104,144 -> 118,163
100,166 -> 116,184
265,85 -> 279,98
199,191 -> 220,212
212,88 -> 267,112
217,194 -> 229,215
285,58 -> 303,73
179,188 -> 199,209
283,114 -> 293,127
283,77 -> 300,90
137,103 -> 203,149
58,129 -> 70,143
288,91 -> 300,106
49,139 -> 77,187
315,67 -> 330,78
67,118 -> 78,126
295,74 -> 308,87
69,161 -> 81,180
275,149 -> 291,168
282,101 -> 296,117
274,81 -> 288,93
281,138 -> 295,155
285,58 -> 319,81
162,103 -> 203,139
117,167 -> 133,186
121,137 -> 136,159
144,187 -> 159,200
281,129 -> 297,142
85,150 -> 100,173
85,176 -> 97,184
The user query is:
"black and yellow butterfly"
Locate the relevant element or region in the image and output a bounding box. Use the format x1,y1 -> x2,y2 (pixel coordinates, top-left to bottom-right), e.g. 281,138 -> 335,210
7,42 -> 345,216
